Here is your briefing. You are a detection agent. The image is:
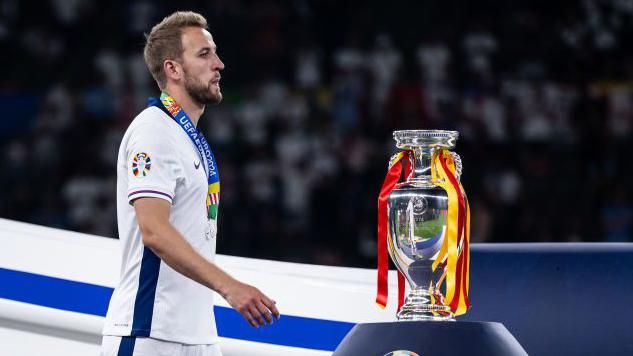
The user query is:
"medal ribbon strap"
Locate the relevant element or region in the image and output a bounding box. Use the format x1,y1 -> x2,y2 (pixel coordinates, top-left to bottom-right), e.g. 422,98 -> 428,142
430,149 -> 471,315
376,150 -> 411,310
149,93 -> 221,219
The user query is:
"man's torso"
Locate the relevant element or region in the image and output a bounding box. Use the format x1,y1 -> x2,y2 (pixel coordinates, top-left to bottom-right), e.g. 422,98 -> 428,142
103,106 -> 218,344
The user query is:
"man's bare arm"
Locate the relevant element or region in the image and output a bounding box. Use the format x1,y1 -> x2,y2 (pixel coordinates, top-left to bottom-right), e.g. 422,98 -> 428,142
133,197 -> 280,327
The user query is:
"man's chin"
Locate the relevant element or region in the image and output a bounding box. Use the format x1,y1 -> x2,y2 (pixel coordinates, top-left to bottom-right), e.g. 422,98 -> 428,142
185,84 -> 222,106
206,85 -> 222,105
209,92 -> 222,105
194,93 -> 222,106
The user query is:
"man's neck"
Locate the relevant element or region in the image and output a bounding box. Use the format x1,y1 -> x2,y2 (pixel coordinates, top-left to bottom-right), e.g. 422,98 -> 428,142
163,85 -> 205,127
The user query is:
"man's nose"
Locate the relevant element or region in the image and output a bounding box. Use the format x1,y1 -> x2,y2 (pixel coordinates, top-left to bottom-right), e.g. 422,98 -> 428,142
214,56 -> 225,71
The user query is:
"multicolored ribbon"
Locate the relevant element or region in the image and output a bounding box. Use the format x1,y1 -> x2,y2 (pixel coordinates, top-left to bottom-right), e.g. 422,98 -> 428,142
148,93 -> 220,220
376,149 -> 471,316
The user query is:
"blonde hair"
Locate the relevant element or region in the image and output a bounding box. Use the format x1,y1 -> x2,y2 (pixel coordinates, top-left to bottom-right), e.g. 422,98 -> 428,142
143,11 -> 208,89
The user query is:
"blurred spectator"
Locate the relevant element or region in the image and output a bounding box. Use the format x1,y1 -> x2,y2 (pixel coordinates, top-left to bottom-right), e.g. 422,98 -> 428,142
367,34 -> 402,115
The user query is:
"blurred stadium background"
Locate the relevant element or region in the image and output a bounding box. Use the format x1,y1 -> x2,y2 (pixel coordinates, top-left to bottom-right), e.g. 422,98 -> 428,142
1,0 -> 632,268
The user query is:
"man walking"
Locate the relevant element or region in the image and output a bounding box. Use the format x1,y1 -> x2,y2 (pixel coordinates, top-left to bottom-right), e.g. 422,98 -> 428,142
101,11 -> 279,356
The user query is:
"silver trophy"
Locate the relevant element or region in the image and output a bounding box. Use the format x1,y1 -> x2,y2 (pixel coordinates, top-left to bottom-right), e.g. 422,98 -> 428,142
388,130 -> 463,321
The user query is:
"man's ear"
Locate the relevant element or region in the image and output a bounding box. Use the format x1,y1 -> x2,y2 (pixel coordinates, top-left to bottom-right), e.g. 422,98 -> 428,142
163,59 -> 182,82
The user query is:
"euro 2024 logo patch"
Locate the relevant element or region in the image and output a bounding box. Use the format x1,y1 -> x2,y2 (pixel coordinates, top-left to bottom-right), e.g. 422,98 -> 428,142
132,152 -> 151,177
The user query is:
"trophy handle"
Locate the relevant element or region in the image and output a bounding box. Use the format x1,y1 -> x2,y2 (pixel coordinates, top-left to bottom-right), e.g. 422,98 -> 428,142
388,153 -> 401,169
450,152 -> 463,180
388,152 -> 414,180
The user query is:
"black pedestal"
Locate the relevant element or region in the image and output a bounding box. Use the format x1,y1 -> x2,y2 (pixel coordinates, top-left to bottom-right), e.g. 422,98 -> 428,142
333,321 -> 527,356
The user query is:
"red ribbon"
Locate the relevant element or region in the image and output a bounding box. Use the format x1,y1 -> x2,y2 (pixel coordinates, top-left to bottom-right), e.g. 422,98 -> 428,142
376,151 -> 412,310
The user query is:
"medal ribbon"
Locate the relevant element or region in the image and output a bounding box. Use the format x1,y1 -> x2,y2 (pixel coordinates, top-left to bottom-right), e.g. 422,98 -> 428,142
148,93 -> 220,220
376,151 -> 411,311
431,149 -> 471,315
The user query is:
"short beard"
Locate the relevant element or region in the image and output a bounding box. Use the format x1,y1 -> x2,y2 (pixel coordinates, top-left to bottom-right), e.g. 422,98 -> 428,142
183,70 -> 222,106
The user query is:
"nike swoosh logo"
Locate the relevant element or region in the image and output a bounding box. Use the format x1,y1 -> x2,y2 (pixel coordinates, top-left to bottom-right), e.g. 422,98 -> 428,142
194,161 -> 201,169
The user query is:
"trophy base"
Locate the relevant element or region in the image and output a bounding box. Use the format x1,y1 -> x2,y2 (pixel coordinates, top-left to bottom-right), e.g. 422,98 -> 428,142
333,321 -> 528,356
397,287 -> 454,321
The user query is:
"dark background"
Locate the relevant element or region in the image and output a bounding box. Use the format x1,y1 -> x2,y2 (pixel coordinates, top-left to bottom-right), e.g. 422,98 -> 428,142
1,0 -> 631,267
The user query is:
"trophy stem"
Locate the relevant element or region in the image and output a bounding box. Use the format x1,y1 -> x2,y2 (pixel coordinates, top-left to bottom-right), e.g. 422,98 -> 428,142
407,147 -> 435,187
397,286 -> 455,321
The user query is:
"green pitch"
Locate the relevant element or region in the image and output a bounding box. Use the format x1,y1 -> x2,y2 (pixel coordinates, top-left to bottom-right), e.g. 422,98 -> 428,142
414,216 -> 446,239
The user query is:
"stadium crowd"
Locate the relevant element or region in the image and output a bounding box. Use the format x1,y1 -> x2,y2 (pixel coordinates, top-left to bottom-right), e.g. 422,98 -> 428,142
1,0 -> 631,267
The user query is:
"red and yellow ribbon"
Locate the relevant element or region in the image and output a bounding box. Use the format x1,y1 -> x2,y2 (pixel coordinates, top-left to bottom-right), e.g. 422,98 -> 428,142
431,149 -> 471,315
376,149 -> 471,316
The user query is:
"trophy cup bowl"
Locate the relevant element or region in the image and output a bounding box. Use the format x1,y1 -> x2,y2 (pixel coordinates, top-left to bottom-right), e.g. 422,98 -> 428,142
388,130 -> 461,321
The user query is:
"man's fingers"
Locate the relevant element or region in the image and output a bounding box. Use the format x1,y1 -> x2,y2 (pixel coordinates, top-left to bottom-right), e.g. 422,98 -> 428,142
255,300 -> 273,324
262,296 -> 280,319
242,309 -> 259,328
248,305 -> 266,326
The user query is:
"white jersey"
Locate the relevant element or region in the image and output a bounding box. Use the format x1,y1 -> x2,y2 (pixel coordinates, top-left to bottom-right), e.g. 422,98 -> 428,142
103,106 -> 219,345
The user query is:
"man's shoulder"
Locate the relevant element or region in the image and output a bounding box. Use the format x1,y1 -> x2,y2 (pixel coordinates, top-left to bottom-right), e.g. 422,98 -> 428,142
125,106 -> 177,139
130,106 -> 171,130
118,107 -> 182,155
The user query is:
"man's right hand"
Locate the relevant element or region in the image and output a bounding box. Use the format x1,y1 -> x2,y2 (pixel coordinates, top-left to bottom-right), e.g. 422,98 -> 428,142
221,280 -> 281,328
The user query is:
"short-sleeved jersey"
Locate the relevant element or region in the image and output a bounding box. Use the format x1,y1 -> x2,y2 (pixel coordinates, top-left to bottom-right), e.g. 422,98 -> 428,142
103,106 -> 219,344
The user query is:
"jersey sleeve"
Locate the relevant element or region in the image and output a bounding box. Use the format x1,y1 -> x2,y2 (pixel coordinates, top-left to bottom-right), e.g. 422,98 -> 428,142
125,123 -> 183,205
